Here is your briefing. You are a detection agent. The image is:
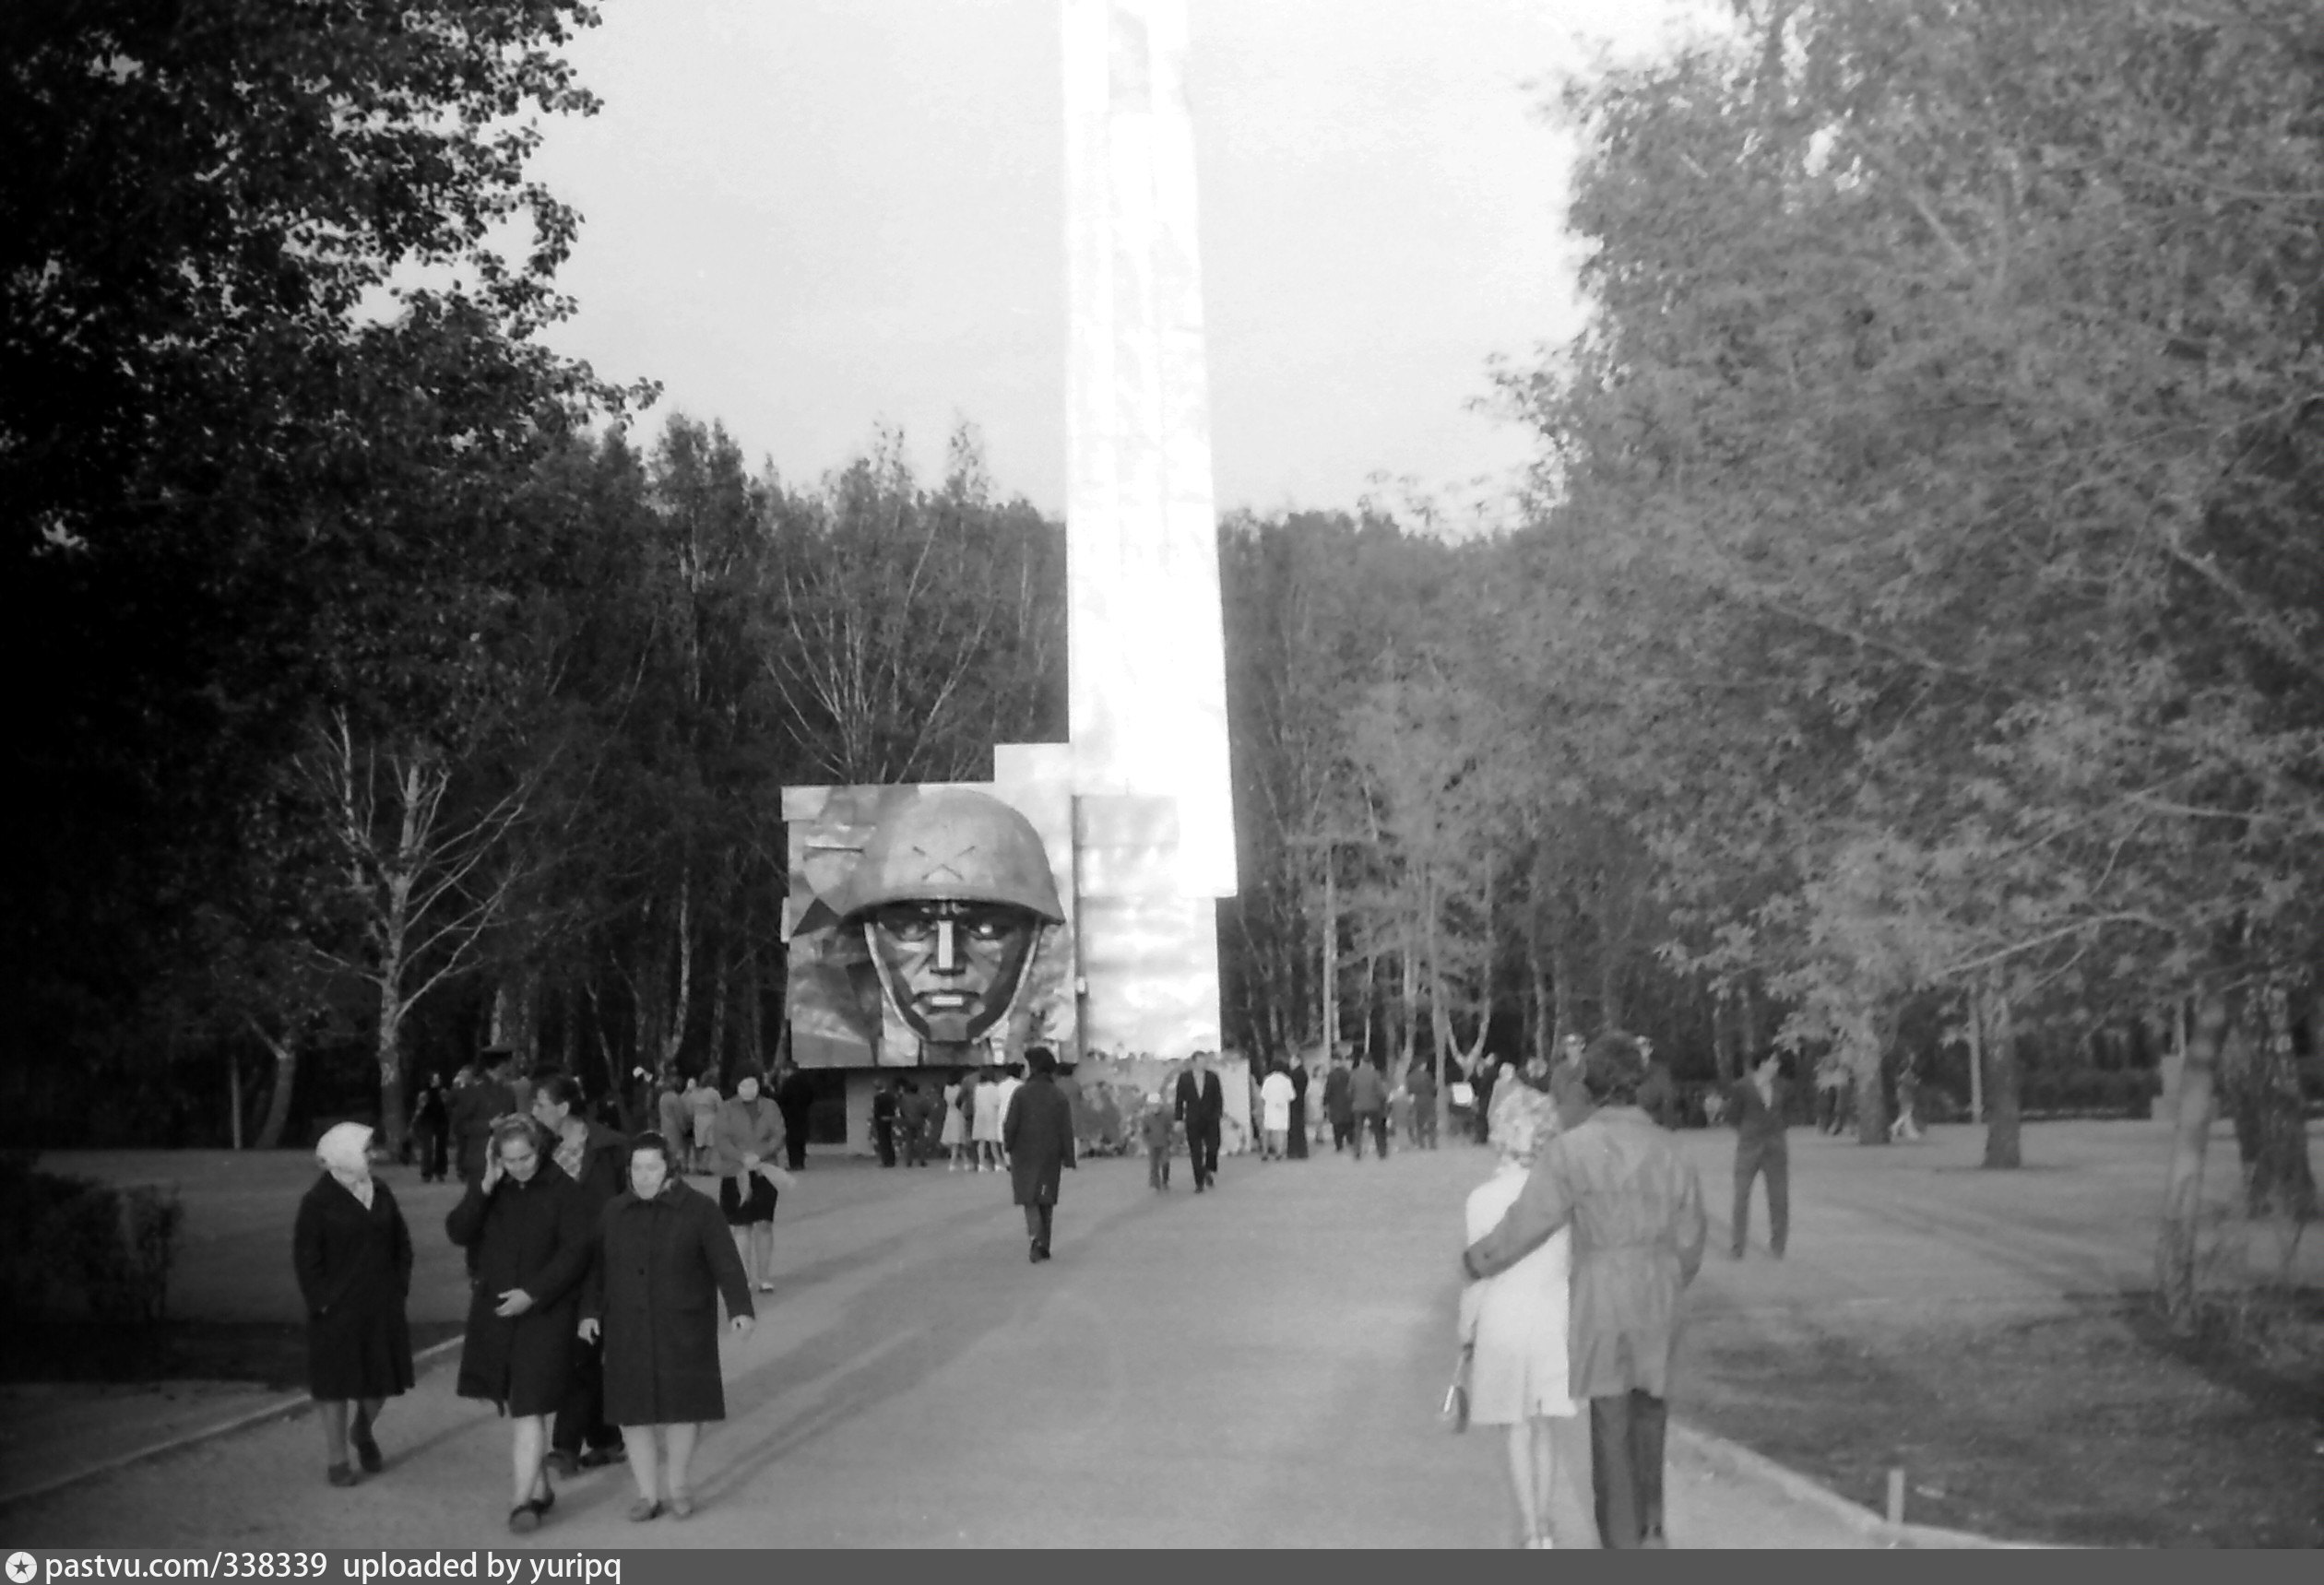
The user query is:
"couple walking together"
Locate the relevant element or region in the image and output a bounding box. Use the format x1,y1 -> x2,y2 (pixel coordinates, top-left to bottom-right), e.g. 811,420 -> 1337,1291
1459,1033 -> 1708,1548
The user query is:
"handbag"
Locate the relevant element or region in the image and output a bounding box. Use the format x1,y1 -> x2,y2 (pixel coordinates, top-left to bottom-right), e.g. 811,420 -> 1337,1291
1441,1345 -> 1473,1434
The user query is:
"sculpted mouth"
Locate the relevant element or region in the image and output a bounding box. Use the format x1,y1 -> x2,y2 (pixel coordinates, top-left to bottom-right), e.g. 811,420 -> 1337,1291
918,992 -> 975,1010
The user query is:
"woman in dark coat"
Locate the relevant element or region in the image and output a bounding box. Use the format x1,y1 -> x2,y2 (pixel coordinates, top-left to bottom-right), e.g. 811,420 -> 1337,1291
580,1133 -> 754,1521
445,1115 -> 597,1534
294,1122 -> 414,1486
1002,1047 -> 1077,1261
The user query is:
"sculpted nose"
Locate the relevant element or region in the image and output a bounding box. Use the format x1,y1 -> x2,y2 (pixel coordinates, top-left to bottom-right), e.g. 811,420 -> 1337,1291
934,917 -> 959,972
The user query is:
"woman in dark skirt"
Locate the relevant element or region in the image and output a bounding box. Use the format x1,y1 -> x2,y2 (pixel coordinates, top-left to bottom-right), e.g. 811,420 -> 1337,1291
581,1133 -> 754,1520
445,1114 -> 596,1533
294,1123 -> 415,1487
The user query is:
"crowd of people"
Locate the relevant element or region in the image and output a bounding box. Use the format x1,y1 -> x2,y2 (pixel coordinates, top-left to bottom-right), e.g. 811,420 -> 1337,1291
303,1029 -> 1812,1546
295,1059 -> 812,1532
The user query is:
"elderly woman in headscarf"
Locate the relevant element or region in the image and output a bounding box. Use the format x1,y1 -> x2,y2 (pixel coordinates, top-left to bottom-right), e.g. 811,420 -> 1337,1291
1457,1082 -> 1591,1548
293,1122 -> 416,1488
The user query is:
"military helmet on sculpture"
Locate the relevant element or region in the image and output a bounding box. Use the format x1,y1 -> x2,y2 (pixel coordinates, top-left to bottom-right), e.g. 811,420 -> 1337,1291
839,787 -> 1065,925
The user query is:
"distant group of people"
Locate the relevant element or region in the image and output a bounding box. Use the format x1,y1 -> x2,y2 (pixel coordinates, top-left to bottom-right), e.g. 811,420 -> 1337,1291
295,1058 -> 818,1532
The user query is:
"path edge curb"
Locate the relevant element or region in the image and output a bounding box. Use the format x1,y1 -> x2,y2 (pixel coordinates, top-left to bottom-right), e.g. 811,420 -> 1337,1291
0,1338 -> 466,1511
1672,1422 -> 2046,1549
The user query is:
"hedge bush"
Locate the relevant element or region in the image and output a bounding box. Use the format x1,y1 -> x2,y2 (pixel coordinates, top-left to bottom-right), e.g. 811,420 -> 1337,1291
0,1153 -> 184,1324
2017,1069 -> 2161,1119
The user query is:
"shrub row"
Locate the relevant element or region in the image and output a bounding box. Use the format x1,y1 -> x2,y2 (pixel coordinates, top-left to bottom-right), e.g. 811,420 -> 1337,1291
2017,1069 -> 2161,1119
0,1153 -> 184,1325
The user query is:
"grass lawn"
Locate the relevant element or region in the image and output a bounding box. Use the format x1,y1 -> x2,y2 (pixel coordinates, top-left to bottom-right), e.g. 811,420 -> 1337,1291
1674,1119 -> 2324,1548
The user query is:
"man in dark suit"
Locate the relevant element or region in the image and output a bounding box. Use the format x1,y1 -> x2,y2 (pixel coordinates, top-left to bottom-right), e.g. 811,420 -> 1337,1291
448,1047 -> 516,1187
1725,1051 -> 1790,1258
1173,1052 -> 1224,1190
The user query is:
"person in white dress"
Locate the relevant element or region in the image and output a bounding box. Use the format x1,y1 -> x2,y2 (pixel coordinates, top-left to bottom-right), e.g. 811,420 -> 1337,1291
989,1062 -> 1025,1169
972,1065 -> 1007,1171
1258,1063 -> 1296,1159
939,1078 -> 967,1170
1459,1082 -> 1586,1548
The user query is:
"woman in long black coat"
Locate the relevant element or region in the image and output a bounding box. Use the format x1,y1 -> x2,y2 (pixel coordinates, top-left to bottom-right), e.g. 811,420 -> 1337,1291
580,1133 -> 754,1521
1002,1047 -> 1076,1261
294,1122 -> 414,1487
445,1115 -> 596,1534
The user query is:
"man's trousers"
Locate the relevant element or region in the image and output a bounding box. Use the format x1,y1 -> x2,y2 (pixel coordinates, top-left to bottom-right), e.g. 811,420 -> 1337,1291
1589,1390 -> 1669,1546
1355,1110 -> 1388,1159
873,1118 -> 895,1167
1732,1138 -> 1789,1256
1189,1124 -> 1220,1186
1022,1201 -> 1054,1255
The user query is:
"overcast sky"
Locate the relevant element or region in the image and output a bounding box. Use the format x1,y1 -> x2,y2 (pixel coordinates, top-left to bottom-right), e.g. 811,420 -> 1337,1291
527,0 -> 1706,519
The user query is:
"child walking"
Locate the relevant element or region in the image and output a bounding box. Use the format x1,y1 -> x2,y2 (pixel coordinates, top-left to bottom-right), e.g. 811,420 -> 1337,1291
1140,1093 -> 1175,1190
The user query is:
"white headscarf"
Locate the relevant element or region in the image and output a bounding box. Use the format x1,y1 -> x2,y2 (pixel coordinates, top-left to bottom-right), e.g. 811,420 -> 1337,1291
316,1121 -> 376,1209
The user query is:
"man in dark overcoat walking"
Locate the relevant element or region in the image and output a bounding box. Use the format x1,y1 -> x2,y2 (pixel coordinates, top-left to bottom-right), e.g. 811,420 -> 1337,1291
1286,1051 -> 1311,1159
1322,1054 -> 1355,1153
1002,1047 -> 1077,1261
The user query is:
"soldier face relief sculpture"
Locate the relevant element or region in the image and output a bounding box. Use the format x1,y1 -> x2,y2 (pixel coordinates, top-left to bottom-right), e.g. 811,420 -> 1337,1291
840,788 -> 1066,1053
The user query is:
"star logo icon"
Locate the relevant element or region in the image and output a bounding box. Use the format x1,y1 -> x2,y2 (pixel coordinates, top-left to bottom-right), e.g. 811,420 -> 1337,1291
7,1552 -> 38,1584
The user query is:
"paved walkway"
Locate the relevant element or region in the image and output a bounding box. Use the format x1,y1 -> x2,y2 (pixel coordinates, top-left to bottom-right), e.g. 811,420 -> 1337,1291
1,1141 -> 1935,1549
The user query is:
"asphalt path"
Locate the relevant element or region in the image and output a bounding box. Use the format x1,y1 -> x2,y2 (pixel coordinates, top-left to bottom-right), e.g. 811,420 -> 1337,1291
4,1141 -> 1880,1549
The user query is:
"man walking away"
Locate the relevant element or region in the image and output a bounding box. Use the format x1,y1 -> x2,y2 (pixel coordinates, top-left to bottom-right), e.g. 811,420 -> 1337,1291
1004,1048 -> 1076,1260
1322,1056 -> 1355,1154
774,1062 -> 815,1171
1348,1058 -> 1388,1160
1462,1033 -> 1707,1548
1726,1052 -> 1789,1259
872,1080 -> 899,1168
1408,1059 -> 1439,1150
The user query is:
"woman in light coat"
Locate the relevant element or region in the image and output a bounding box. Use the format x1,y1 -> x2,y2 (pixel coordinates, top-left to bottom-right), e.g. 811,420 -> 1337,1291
1459,1085 -> 1587,1548
709,1068 -> 791,1292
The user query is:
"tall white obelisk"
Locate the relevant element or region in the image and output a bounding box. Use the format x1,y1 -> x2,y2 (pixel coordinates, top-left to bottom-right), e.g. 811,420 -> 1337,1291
1062,0 -> 1238,1059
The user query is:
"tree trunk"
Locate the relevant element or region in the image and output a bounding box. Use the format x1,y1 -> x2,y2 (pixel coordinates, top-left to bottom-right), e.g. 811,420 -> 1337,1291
742,939 -> 764,1080
704,945 -> 729,1085
1852,1004 -> 1891,1145
375,988 -> 409,1157
2157,989 -> 2229,1324
227,1048 -> 244,1151
1550,913 -> 1578,1045
492,970 -> 538,1073
662,877 -> 694,1070
1711,993 -> 1738,1085
2232,986 -> 2318,1219
1397,932 -> 1417,1073
251,1023 -> 298,1150
1981,990 -> 2022,1169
